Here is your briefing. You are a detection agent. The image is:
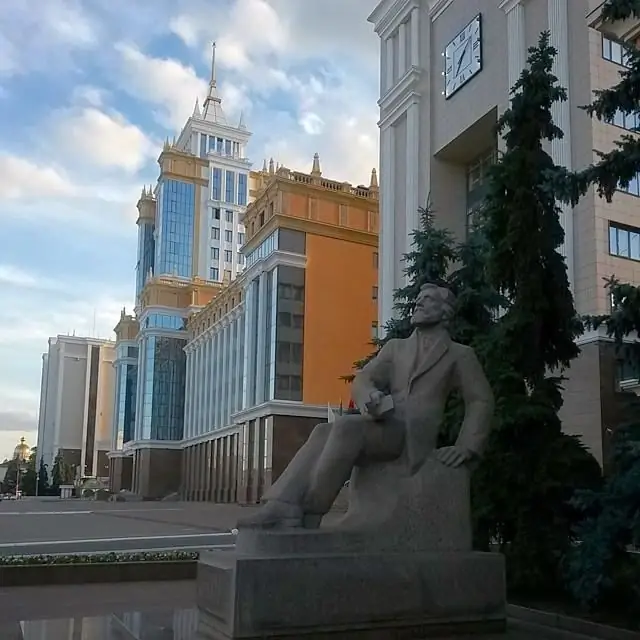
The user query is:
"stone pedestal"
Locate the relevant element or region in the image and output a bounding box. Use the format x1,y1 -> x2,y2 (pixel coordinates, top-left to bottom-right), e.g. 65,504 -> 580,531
196,542 -> 506,639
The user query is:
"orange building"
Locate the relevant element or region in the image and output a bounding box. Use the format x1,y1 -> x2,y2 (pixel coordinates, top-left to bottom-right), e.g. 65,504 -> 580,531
182,155 -> 379,503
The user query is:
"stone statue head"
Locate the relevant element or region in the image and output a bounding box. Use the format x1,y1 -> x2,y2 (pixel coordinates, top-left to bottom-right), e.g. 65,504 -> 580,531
411,283 -> 456,327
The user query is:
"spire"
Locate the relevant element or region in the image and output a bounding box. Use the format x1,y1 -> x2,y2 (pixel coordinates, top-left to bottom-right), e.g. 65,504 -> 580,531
269,158 -> 275,174
202,41 -> 227,124
369,167 -> 378,189
311,152 -> 322,177
238,110 -> 246,129
193,98 -> 201,118
262,159 -> 268,172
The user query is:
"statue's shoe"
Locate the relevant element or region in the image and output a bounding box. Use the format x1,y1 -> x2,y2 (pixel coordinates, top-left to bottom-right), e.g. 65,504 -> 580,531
237,500 -> 304,529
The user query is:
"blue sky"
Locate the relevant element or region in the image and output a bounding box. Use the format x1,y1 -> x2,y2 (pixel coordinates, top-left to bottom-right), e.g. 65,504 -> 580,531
0,0 -> 380,460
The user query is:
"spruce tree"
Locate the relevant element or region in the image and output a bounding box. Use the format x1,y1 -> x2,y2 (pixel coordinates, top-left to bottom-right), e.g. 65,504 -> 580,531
472,32 -> 601,593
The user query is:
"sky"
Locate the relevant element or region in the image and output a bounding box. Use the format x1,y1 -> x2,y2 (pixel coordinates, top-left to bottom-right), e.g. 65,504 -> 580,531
0,0 -> 381,461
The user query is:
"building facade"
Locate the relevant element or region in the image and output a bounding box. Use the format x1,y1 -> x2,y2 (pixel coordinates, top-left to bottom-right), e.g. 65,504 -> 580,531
369,0 -> 640,465
181,157 -> 380,502
36,335 -> 115,478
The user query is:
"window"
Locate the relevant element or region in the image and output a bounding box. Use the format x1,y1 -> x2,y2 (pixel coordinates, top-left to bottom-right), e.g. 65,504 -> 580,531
237,174 -> 248,206
233,141 -> 240,157
609,222 -> 640,260
199,134 -> 207,158
237,252 -> 244,264
618,171 -> 640,196
210,267 -> 219,280
211,227 -> 219,240
225,210 -> 234,223
373,252 -> 379,268
372,286 -> 378,300
225,171 -> 235,204
224,269 -> 232,281
213,208 -> 220,220
212,168 -> 222,200
216,137 -> 223,153
606,103 -> 640,131
208,135 -> 215,152
269,202 -> 274,217
259,211 -> 265,226
238,232 -> 245,244
212,247 -> 219,260
371,322 -> 379,339
602,35 -> 630,67
225,230 -> 233,242
224,250 -> 232,262
225,139 -> 232,156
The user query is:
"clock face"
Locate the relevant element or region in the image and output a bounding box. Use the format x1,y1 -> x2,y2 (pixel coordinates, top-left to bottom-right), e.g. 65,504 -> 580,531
444,14 -> 482,99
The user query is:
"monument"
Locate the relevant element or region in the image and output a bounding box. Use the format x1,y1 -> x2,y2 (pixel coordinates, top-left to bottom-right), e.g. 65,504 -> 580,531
197,284 -> 506,638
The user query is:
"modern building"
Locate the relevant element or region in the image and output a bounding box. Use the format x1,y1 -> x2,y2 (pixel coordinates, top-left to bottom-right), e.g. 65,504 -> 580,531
109,45 -> 264,496
368,0 -> 640,466
36,335 -> 115,479
181,157 -> 380,502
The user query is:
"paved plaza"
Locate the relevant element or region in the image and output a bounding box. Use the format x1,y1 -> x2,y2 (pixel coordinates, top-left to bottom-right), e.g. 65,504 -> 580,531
0,498 -> 255,555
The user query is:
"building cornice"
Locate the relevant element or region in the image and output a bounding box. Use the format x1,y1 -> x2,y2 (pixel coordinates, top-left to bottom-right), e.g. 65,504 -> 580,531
370,0 -> 418,37
122,440 -> 183,452
379,90 -> 421,129
379,65 -> 421,115
232,400 -> 330,424
181,423 -> 241,447
498,0 -> 525,13
429,0 -> 455,21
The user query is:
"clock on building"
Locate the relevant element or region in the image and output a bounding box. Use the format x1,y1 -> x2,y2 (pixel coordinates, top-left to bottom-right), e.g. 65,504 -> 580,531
443,14 -> 482,99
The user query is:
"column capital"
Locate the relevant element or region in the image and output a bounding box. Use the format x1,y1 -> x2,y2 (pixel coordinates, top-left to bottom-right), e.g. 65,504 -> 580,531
499,0 -> 525,12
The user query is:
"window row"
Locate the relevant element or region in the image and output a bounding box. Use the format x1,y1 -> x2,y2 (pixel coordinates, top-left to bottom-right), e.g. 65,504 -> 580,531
213,208 -> 235,223
210,227 -> 240,243
211,168 -> 248,206
609,221 -> 640,261
211,247 -> 244,264
602,35 -> 631,67
209,267 -> 233,281
199,133 -> 241,159
606,108 -> 640,132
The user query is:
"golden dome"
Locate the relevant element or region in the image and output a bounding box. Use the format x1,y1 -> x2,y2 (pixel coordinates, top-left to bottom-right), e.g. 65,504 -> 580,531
13,437 -> 30,463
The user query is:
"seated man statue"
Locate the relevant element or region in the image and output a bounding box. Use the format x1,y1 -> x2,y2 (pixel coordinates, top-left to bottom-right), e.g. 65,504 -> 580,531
239,283 -> 494,530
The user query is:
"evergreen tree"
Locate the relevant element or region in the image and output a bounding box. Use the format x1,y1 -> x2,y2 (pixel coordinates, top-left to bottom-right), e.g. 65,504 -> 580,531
1,459 -> 18,494
471,32 -> 601,593
38,459 -> 50,496
20,451 -> 37,496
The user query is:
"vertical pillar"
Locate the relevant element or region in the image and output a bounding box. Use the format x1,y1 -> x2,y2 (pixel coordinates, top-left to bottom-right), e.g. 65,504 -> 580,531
405,102 -> 420,256
209,330 -> 217,430
379,125 -> 395,326
184,349 -> 192,440
410,7 -> 419,67
241,283 -> 254,409
255,271 -> 268,404
386,33 -> 394,90
503,0 -> 526,91
548,0 -> 574,289
220,322 -> 230,427
398,22 -> 407,78
380,37 -> 388,94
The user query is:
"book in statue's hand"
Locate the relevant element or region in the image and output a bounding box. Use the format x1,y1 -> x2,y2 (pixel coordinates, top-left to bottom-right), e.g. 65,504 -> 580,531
366,394 -> 394,419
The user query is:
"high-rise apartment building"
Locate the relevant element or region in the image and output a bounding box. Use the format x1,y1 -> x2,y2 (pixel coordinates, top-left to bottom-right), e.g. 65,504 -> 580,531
369,0 -> 640,465
36,335 -> 115,478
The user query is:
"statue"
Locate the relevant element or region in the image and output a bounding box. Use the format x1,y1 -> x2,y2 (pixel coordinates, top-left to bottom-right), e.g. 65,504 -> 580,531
238,282 -> 494,534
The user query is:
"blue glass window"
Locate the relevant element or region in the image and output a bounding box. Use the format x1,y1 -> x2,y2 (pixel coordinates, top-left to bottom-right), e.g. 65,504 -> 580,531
216,137 -> 224,153
237,252 -> 244,265
225,139 -> 232,155
225,209 -> 233,222
238,232 -> 245,245
224,250 -> 232,262
200,134 -> 207,158
225,171 -> 235,204
609,222 -> 640,261
115,361 -> 137,447
208,135 -> 215,152
225,230 -> 233,242
210,267 -> 219,280
144,313 -> 186,331
154,179 -> 194,278
211,226 -> 219,240
238,173 -> 248,206
212,168 -> 222,201
212,247 -> 219,259
136,222 -> 155,298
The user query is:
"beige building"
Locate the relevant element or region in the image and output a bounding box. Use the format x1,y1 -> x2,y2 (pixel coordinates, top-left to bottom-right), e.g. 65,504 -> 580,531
37,336 -> 115,479
369,0 -> 640,466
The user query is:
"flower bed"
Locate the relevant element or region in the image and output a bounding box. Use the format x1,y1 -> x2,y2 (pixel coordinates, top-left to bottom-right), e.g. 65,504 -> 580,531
0,550 -> 199,586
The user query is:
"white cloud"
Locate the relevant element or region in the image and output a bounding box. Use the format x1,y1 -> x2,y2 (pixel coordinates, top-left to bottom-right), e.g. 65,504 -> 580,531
50,106 -> 156,173
0,154 -> 76,200
115,43 -> 208,130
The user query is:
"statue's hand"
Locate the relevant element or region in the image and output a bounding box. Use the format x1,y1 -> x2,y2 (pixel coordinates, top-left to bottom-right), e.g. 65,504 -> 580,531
364,389 -> 386,416
435,445 -> 473,469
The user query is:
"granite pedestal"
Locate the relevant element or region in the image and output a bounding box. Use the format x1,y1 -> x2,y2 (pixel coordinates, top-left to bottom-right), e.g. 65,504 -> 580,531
196,459 -> 507,638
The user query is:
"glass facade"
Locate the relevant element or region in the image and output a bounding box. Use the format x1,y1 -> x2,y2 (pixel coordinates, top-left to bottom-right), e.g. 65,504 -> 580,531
225,171 -> 235,204
246,231 -> 278,268
274,265 -> 305,401
238,173 -> 248,206
140,334 -> 187,441
135,222 -> 155,298
155,179 -> 195,278
114,344 -> 138,449
212,168 -> 222,200
144,313 -> 186,330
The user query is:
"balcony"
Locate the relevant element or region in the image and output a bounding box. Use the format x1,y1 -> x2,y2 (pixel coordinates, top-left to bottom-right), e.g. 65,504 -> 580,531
588,1 -> 640,42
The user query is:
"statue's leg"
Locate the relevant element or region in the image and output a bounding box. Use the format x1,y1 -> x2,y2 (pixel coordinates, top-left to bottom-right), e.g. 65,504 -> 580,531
237,422 -> 332,529
304,414 -> 373,517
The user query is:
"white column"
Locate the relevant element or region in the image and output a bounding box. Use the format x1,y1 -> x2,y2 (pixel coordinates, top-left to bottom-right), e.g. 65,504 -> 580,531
208,332 -> 217,431
405,102 -> 420,256
254,271 -> 268,404
548,0 -> 574,289
379,125 -> 395,326
386,34 -> 394,90
203,335 -> 212,434
398,22 -> 407,77
502,0 -> 526,91
380,38 -> 388,95
183,350 -> 191,439
226,318 -> 236,423
410,7 -> 419,67
219,323 -> 229,426
215,331 -> 223,428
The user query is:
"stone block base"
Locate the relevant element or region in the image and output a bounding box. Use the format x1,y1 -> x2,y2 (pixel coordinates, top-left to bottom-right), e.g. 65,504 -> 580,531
196,549 -> 506,639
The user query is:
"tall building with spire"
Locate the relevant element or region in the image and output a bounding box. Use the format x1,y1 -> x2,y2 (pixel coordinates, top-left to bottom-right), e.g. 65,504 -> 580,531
109,44 -> 259,494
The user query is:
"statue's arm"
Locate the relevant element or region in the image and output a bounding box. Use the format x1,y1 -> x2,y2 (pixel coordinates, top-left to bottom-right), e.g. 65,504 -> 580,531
453,346 -> 495,458
351,341 -> 395,413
